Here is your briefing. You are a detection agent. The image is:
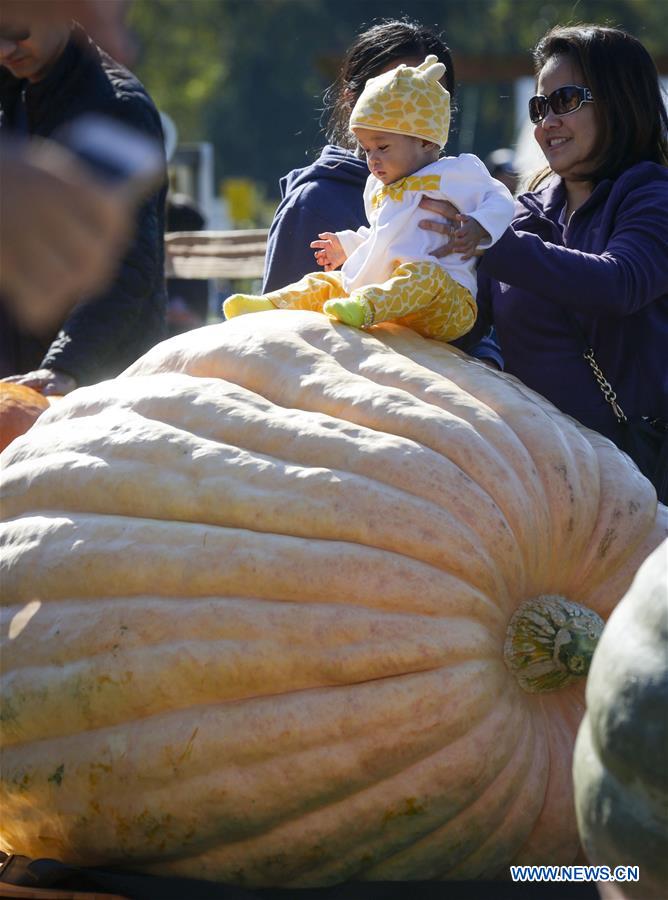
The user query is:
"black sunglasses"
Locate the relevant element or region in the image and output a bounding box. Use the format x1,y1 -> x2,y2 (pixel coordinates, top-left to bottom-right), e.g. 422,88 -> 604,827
528,85 -> 594,124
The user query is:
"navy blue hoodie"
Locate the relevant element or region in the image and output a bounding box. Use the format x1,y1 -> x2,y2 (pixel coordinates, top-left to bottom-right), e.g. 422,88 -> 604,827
262,145 -> 368,292
468,162 -> 668,441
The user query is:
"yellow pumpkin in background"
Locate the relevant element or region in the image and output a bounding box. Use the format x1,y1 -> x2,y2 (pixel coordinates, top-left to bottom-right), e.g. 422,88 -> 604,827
1,311 -> 665,887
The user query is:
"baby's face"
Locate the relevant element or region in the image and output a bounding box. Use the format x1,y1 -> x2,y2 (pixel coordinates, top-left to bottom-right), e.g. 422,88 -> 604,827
353,127 -> 439,185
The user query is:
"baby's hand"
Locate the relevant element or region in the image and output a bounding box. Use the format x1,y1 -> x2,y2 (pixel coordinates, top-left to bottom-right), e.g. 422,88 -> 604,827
451,215 -> 490,261
310,232 -> 347,271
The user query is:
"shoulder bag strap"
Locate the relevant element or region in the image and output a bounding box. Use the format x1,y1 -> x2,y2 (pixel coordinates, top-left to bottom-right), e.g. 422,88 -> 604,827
565,312 -> 627,423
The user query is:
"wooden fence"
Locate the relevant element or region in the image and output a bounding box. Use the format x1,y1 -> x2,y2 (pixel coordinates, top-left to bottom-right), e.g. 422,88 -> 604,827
165,229 -> 269,281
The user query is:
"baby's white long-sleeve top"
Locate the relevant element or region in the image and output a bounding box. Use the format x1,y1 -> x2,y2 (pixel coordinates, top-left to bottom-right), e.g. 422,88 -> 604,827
336,154 -> 515,299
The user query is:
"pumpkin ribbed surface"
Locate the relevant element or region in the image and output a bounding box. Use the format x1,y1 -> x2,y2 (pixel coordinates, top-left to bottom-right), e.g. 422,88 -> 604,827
1,311 -> 666,887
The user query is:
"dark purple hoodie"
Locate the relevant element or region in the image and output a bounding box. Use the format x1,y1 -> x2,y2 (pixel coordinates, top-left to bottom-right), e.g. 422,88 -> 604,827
468,161 -> 668,442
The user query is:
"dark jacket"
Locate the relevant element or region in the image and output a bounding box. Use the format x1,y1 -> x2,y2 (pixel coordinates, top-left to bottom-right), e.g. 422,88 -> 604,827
263,144 -> 503,366
0,26 -> 167,384
467,162 -> 668,442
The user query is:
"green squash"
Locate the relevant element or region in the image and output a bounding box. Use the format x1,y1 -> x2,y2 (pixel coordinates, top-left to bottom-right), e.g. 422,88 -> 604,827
574,537 -> 668,899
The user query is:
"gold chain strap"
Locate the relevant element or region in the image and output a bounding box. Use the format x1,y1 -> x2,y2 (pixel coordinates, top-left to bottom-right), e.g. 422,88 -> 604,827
582,349 -> 627,422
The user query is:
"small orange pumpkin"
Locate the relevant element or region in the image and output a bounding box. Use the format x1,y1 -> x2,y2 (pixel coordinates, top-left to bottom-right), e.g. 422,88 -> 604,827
0,383 -> 50,453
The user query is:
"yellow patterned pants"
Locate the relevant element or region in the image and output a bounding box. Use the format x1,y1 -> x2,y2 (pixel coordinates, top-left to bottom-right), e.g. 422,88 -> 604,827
224,261 -> 477,342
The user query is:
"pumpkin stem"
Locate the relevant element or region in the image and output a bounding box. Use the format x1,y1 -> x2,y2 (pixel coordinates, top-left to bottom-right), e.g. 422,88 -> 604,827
504,596 -> 604,693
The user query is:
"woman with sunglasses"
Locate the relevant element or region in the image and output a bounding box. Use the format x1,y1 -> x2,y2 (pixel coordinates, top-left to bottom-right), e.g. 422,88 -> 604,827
422,23 -> 668,499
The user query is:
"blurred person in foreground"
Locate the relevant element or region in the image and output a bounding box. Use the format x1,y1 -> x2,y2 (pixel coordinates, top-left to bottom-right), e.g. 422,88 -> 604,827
0,136 -> 130,335
0,0 -> 134,65
0,0 -> 136,334
0,7 -> 166,395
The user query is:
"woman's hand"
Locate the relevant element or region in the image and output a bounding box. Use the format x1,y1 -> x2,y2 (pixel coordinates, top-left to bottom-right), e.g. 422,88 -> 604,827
418,196 -> 486,259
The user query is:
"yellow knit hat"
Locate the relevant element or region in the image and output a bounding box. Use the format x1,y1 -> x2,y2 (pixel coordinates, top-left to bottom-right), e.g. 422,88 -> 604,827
349,55 -> 451,148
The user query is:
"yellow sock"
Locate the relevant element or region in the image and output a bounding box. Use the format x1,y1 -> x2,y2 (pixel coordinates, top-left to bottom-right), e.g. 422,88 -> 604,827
223,294 -> 276,319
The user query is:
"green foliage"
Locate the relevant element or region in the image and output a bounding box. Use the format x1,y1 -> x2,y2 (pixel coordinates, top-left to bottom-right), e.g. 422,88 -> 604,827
129,0 -> 227,138
462,0 -> 668,53
129,0 -> 667,208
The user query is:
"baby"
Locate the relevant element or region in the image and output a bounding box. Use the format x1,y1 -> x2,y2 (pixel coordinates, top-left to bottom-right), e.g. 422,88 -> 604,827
224,56 -> 514,343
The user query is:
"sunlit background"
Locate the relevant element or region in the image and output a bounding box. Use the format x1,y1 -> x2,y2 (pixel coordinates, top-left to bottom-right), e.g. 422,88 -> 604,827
125,0 -> 667,228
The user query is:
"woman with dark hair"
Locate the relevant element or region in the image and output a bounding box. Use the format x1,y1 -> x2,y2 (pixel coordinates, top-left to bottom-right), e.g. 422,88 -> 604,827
323,19 -> 456,152
422,24 -> 668,498
261,19 -> 455,294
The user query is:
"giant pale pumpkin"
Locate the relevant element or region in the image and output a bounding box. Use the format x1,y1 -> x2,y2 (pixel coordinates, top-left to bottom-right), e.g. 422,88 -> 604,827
1,311 -> 666,887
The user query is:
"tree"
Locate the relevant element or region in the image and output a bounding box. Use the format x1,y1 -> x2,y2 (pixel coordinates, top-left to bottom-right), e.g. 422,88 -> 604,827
128,0 -> 227,139
129,0 -> 668,202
